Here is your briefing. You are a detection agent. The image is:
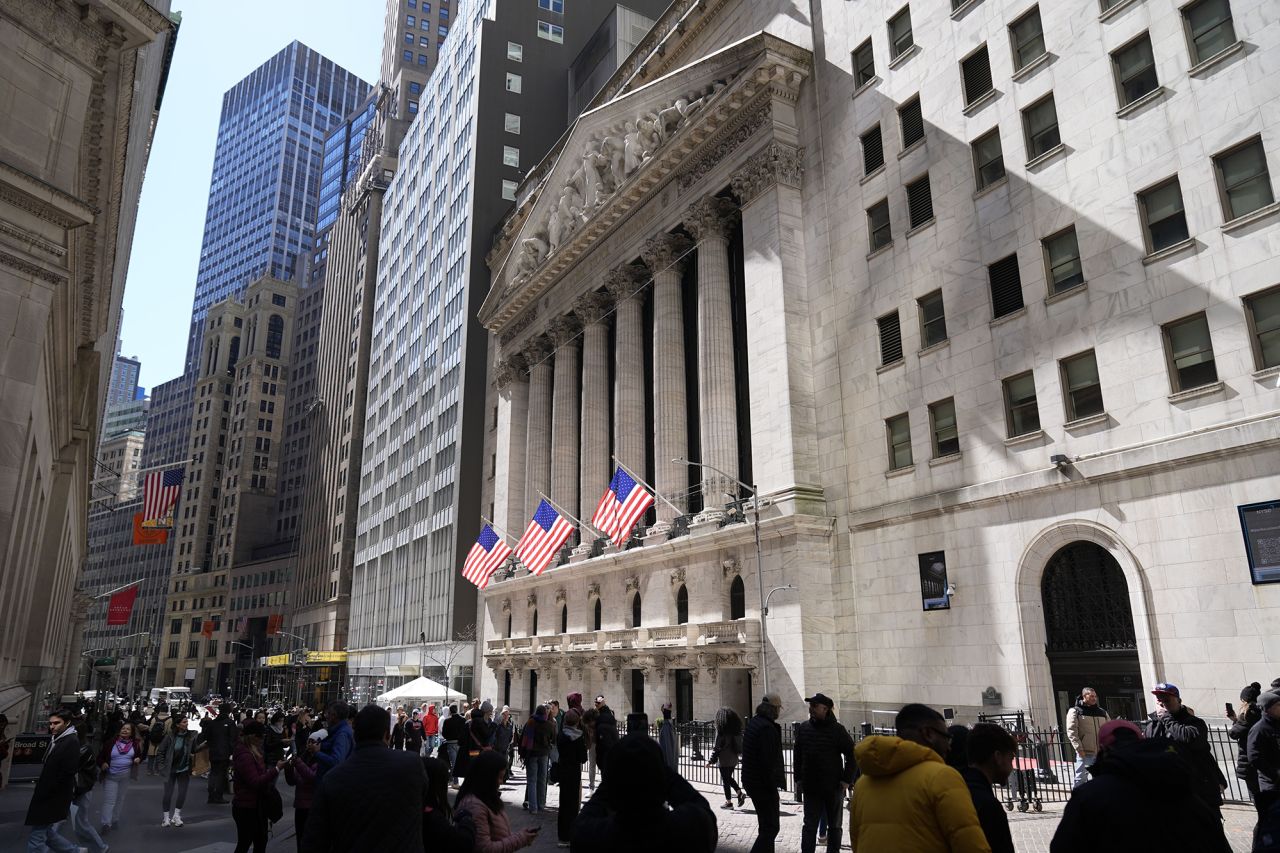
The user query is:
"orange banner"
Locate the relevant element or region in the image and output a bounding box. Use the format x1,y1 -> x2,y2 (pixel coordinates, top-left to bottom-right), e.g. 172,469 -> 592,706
132,513 -> 169,545
266,614 -> 283,636
200,620 -> 215,639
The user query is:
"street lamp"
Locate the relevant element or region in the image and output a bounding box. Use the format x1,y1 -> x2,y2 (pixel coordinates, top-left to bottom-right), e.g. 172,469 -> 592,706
672,457 -> 780,697
229,641 -> 256,703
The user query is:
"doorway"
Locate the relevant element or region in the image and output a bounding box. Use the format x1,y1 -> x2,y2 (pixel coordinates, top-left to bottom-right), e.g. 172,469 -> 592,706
1041,541 -> 1144,724
675,669 -> 694,722
528,670 -> 538,716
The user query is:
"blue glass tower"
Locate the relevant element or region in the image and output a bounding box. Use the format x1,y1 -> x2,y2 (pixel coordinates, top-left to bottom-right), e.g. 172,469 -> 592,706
317,91 -> 378,235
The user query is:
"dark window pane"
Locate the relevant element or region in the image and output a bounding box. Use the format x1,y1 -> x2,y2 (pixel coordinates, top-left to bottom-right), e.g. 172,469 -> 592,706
1044,228 -> 1084,292
919,290 -> 947,347
1141,179 -> 1189,252
868,200 -> 892,251
929,399 -> 959,457
854,40 -> 876,87
906,174 -> 933,228
887,414 -> 912,469
1114,35 -> 1158,106
878,311 -> 903,365
900,97 -> 924,147
1184,0 -> 1236,63
1011,7 -> 1046,70
862,125 -> 885,173
1062,351 -> 1104,420
889,7 -> 914,58
1023,95 -> 1060,159
1165,314 -> 1218,391
1004,372 -> 1041,436
1216,138 -> 1274,220
988,254 -> 1024,318
974,129 -> 1006,189
962,45 -> 993,105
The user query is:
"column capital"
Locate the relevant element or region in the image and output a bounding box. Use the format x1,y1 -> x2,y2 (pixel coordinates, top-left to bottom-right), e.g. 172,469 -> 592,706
573,290 -> 613,325
604,263 -> 646,299
494,354 -> 528,389
547,314 -> 582,346
730,142 -> 805,205
640,232 -> 694,276
520,334 -> 553,366
683,196 -> 739,241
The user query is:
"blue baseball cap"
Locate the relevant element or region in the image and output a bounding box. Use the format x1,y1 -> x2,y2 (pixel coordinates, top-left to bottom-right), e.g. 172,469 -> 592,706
1151,682 -> 1180,698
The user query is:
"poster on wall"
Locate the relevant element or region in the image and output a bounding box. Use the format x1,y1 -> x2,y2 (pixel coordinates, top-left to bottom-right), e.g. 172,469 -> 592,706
918,551 -> 951,611
1239,500 -> 1280,585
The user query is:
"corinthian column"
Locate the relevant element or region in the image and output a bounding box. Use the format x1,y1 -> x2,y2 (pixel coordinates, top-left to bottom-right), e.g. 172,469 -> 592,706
685,196 -> 741,519
548,315 -> 582,526
522,336 -> 554,518
606,265 -> 647,481
576,291 -> 613,538
642,233 -> 693,532
494,354 -> 530,539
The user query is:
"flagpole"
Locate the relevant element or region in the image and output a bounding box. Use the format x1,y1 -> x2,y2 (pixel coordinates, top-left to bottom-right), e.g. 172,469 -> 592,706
95,579 -> 144,600
611,456 -> 683,516
480,516 -> 517,545
537,491 -> 607,539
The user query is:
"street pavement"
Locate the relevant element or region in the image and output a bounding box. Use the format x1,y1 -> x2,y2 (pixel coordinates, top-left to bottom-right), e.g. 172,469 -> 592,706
0,758 -> 1260,852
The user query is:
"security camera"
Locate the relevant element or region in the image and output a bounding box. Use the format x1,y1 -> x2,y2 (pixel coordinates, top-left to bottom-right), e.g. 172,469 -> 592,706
1050,454 -> 1073,472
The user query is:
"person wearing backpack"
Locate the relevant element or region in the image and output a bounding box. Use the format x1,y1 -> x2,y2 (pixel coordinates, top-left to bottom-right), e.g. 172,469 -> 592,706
519,705 -> 556,816
70,724 -> 108,853
146,710 -> 167,775
233,720 -> 283,853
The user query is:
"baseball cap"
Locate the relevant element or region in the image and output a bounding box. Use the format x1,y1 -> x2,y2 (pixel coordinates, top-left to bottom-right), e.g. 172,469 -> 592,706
1098,719 -> 1143,750
1151,682 -> 1180,698
805,693 -> 834,708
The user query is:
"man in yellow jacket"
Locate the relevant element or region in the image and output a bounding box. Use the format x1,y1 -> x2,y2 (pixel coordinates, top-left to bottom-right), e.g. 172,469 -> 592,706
848,704 -> 991,853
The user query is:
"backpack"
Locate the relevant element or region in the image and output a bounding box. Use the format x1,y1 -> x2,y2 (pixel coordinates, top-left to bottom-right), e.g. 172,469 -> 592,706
150,721 -> 166,745
74,745 -> 97,796
261,785 -> 284,823
519,721 -> 535,755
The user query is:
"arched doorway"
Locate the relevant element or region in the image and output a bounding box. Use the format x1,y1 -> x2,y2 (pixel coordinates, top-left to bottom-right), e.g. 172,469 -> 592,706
1041,541 -> 1145,723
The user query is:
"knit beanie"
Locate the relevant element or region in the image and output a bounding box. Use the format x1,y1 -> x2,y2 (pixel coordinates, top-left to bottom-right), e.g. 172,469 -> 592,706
1242,682 -> 1262,704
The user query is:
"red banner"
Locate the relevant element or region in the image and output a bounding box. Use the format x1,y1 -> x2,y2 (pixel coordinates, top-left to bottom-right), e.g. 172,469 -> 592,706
106,585 -> 140,626
200,620 -> 215,639
266,614 -> 283,636
132,513 -> 169,545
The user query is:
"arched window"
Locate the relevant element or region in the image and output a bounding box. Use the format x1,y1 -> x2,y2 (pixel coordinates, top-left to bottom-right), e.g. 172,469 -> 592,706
676,585 -> 689,625
730,575 -> 746,620
531,607 -> 538,635
505,613 -> 512,638
265,314 -> 284,359
631,592 -> 642,628
227,336 -> 240,374
593,598 -> 602,631
560,604 -> 568,634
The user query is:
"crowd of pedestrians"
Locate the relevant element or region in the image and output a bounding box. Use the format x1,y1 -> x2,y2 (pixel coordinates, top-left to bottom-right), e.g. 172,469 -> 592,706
17,675 -> 1280,853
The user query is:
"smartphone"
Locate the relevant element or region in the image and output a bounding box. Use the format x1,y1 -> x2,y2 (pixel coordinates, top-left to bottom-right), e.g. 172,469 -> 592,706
1225,702 -> 1234,715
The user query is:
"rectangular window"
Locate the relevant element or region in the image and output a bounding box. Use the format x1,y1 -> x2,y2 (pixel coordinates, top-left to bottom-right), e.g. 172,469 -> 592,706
988,253 -> 1024,318
906,173 -> 933,228
403,49 -> 413,62
862,125 -> 884,174
877,311 -> 903,365
887,414 -> 913,470
404,32 -> 414,44
507,41 -> 523,61
899,96 -> 924,148
868,200 -> 892,252
1009,6 -> 1046,70
853,39 -> 876,87
418,54 -> 428,65
506,72 -> 522,93
503,146 -> 520,168
1214,137 -> 1274,221
1163,313 -> 1218,391
1061,350 -> 1105,420
409,81 -> 421,95
888,6 -> 914,59
438,24 -> 448,36
1138,177 -> 1190,253
1022,94 -> 1060,160
406,14 -> 415,25
972,128 -> 1006,189
918,290 -> 947,348
501,179 -> 518,201
1182,0 -> 1236,64
1113,34 -> 1159,107
929,399 -> 960,458
537,21 -> 564,42
1043,227 -> 1084,293
961,45 -> 993,106
504,113 -> 521,134
1245,286 -> 1280,370
538,0 -> 565,11
1003,372 -> 1041,437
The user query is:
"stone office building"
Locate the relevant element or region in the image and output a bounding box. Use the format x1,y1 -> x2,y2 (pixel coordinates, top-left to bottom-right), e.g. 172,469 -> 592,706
476,0 -> 1280,728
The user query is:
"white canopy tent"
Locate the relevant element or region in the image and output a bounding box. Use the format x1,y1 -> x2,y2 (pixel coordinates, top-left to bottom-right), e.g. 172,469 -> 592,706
374,676 -> 466,705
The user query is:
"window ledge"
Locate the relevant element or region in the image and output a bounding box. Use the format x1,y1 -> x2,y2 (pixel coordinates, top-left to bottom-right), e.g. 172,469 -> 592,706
962,89 -> 999,116
1064,412 -> 1109,430
906,218 -> 937,238
1116,86 -> 1169,118
918,338 -> 950,357
1189,41 -> 1245,77
888,44 -> 920,69
860,164 -> 887,185
885,464 -> 915,479
1141,238 -> 1198,265
929,452 -> 962,467
852,76 -> 882,99
950,0 -> 982,18
1168,380 -> 1224,403
1098,0 -> 1141,23
1253,365 -> 1280,381
898,138 -> 926,160
1222,201 -> 1280,234
1004,429 -> 1047,447
876,358 -> 904,374
1025,143 -> 1067,171
989,305 -> 1027,328
866,243 -> 894,261
1045,281 -> 1088,305
973,176 -> 1009,200
1011,52 -> 1052,82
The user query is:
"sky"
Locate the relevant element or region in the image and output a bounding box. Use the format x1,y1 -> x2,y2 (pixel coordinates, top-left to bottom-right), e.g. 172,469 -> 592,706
120,1 -> 383,391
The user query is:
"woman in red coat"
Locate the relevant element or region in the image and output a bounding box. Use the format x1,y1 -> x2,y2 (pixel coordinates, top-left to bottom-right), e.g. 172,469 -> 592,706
232,720 -> 282,853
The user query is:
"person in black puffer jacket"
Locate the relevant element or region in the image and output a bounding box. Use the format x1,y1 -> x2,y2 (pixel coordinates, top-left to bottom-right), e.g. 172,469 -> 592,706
742,694 -> 786,853
793,693 -> 855,853
1249,690 -> 1280,842
1229,681 -> 1263,812
1144,683 -> 1225,818
593,702 -> 620,778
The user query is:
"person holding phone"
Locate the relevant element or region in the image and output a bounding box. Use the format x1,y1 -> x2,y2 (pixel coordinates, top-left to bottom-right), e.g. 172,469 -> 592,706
454,750 -> 538,852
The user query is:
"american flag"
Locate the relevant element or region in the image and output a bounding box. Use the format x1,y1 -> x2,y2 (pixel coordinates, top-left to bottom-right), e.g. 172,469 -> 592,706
515,500 -> 574,576
591,467 -> 655,546
142,466 -> 184,527
461,524 -> 513,588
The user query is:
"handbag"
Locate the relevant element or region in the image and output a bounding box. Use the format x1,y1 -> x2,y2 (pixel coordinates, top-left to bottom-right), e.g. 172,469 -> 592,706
261,784 -> 284,824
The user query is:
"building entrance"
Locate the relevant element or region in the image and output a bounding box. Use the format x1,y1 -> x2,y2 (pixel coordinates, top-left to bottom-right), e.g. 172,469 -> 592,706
1040,541 -> 1145,725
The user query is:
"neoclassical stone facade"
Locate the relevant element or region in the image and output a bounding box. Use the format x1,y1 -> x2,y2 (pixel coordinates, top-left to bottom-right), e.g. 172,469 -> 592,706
474,0 -> 1280,729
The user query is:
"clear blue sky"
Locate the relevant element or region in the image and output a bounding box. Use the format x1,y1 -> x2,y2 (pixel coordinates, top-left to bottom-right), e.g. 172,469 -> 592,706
121,1 -> 382,390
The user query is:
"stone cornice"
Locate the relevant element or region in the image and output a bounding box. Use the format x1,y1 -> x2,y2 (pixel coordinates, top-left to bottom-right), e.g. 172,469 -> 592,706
0,161 -> 97,227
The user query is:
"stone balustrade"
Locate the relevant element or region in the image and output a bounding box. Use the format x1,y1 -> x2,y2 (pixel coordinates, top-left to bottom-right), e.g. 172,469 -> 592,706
485,619 -> 758,658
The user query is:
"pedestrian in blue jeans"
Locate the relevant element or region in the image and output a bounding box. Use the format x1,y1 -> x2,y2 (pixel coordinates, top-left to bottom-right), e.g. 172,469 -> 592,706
520,704 -> 556,815
24,709 -> 81,853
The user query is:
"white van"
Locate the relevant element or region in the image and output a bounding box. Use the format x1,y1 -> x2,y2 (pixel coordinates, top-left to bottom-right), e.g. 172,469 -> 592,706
149,686 -> 193,707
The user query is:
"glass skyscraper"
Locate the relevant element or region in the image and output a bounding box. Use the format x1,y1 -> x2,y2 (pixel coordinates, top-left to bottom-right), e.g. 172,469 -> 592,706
317,92 -> 378,235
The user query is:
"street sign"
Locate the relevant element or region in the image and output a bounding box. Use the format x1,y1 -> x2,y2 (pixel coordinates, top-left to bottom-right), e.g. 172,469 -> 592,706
11,733 -> 50,764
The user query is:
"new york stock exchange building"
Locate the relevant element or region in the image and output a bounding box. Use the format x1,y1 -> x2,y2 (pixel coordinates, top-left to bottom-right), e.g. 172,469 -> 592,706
473,0 -> 1280,729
